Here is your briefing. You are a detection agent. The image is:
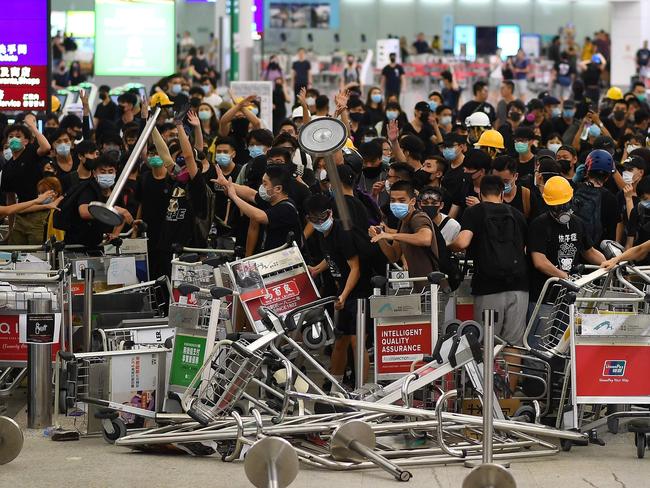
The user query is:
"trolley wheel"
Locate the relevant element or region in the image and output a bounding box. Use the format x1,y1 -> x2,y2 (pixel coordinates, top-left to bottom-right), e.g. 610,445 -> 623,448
636,433 -> 646,459
58,389 -> 67,414
302,324 -> 326,350
102,418 -> 127,444
560,439 -> 572,452
443,320 -> 462,337
513,405 -> 536,423
607,416 -> 619,434
457,320 -> 483,342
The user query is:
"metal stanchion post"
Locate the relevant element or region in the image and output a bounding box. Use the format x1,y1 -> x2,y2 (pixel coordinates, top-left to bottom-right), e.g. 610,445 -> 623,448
82,267 -> 94,352
462,309 -> 516,488
27,298 -> 53,429
355,298 -> 366,391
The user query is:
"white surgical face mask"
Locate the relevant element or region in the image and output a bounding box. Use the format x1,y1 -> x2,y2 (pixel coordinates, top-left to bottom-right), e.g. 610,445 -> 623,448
622,171 -> 635,184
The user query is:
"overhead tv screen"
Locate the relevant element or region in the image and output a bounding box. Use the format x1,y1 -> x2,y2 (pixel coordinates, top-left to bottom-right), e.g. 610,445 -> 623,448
95,0 -> 175,76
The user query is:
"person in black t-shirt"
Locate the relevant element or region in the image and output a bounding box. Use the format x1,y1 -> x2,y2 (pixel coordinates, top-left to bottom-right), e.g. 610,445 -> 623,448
214,163 -> 301,252
94,85 -> 119,127
457,81 -> 496,125
527,176 -> 604,304
3,116 -> 53,245
306,194 -> 372,389
450,176 -> 528,350
291,48 -> 312,99
380,53 -> 405,98
68,155 -> 132,249
490,155 -> 534,221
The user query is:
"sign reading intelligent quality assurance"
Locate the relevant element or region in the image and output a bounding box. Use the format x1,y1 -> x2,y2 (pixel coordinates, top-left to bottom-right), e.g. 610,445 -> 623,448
0,0 -> 50,111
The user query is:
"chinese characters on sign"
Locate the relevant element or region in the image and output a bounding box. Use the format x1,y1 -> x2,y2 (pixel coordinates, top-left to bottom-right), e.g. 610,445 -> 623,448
0,0 -> 49,111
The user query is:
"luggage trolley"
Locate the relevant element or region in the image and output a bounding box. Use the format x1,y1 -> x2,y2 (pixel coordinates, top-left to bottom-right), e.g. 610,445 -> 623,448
0,269 -> 68,401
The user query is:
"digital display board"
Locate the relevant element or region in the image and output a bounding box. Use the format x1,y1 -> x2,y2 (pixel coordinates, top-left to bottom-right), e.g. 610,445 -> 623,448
0,0 -> 50,111
454,25 -> 476,61
497,25 -> 521,58
95,0 -> 175,77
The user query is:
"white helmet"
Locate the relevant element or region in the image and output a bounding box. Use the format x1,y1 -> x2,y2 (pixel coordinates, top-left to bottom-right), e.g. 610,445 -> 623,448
291,106 -> 304,119
465,111 -> 491,128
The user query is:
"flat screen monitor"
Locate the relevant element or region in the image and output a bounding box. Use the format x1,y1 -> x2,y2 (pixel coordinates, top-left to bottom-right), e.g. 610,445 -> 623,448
476,27 -> 497,56
454,25 -> 476,61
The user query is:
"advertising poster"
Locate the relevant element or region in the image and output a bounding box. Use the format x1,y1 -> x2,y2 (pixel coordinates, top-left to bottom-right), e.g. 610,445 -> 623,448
0,315 -> 59,363
0,0 -> 50,111
375,322 -> 433,377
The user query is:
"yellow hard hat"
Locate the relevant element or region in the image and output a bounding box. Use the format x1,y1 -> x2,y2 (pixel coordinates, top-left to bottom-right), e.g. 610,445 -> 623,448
606,86 -> 623,101
542,176 -> 574,206
150,91 -> 174,108
474,129 -> 505,149
344,138 -> 356,150
51,96 -> 61,113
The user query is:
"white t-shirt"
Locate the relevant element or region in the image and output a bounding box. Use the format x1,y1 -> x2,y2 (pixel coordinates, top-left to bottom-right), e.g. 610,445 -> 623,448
437,213 -> 460,245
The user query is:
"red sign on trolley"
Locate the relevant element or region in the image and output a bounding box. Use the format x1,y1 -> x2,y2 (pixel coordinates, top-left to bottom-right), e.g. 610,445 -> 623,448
0,314 -> 59,364
375,322 -> 433,376
574,344 -> 650,400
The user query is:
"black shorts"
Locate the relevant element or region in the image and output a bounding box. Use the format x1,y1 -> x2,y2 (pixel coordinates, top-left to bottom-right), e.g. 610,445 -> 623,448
336,298 -> 371,336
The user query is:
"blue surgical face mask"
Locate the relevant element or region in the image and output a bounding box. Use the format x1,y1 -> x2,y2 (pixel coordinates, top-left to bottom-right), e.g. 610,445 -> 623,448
171,83 -> 182,95
371,93 -> 383,104
442,147 -> 457,161
3,148 -> 12,160
588,124 -> 601,138
514,141 -> 529,154
198,110 -> 212,121
148,156 -> 163,168
313,217 -> 333,233
248,145 -> 264,158
201,85 -> 211,95
250,107 -> 259,116
503,182 -> 513,194
640,200 -> 650,210
55,143 -> 71,157
259,184 -> 272,202
96,173 -> 115,189
381,155 -> 391,168
42,196 -> 53,205
440,115 -> 452,126
547,143 -> 561,154
551,107 -> 562,118
637,93 -> 647,102
390,202 -> 410,219
428,100 -> 438,112
386,110 -> 399,121
305,97 -> 316,106
215,153 -> 232,167
563,109 -> 575,119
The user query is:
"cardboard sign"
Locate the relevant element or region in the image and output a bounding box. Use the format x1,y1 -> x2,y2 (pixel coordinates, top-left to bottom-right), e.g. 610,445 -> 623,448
575,344 -> 650,400
230,81 -> 273,135
375,322 -> 433,376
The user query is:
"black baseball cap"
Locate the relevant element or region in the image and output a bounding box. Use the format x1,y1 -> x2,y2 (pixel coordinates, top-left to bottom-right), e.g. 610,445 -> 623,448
440,133 -> 466,147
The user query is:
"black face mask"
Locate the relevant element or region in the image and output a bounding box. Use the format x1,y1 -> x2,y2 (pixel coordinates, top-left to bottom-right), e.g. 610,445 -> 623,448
613,110 -> 626,121
413,168 -> 433,188
421,206 -> 439,220
99,93 -> 107,101
190,97 -> 201,109
84,158 -> 97,171
557,159 -> 572,174
42,170 -> 57,178
389,56 -> 396,63
361,165 -> 382,179
349,112 -> 365,123
550,203 -> 573,225
509,112 -> 522,122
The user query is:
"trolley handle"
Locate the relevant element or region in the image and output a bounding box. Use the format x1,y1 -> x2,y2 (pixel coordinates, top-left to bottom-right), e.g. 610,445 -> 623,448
283,296 -> 336,332
176,282 -> 232,299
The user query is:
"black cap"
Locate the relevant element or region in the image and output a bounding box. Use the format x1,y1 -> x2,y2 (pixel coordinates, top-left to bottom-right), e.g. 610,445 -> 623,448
537,90 -> 550,100
414,101 -> 431,113
543,96 -> 561,106
536,148 -> 556,160
623,155 -> 647,171
527,99 -> 544,111
342,147 -> 363,174
593,135 -> 616,151
562,99 -> 576,109
441,133 -> 467,147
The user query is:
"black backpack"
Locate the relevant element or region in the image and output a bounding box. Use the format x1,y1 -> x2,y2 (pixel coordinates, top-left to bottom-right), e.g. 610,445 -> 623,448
571,182 -> 603,245
52,180 -> 92,232
479,204 -> 527,281
431,223 -> 463,291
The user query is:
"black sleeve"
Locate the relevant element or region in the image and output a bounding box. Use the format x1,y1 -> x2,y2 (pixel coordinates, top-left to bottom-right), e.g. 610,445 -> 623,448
601,189 -> 620,241
188,171 -> 208,220
627,208 -> 639,239
460,205 -> 481,233
265,202 -> 298,230
381,66 -> 389,76
527,216 -> 548,254
82,115 -> 92,141
77,184 -> 98,207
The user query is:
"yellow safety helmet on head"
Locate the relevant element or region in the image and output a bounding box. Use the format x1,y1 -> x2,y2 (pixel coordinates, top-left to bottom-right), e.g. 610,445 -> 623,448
149,91 -> 174,108
606,86 -> 623,101
474,129 -> 505,149
542,176 -> 573,206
